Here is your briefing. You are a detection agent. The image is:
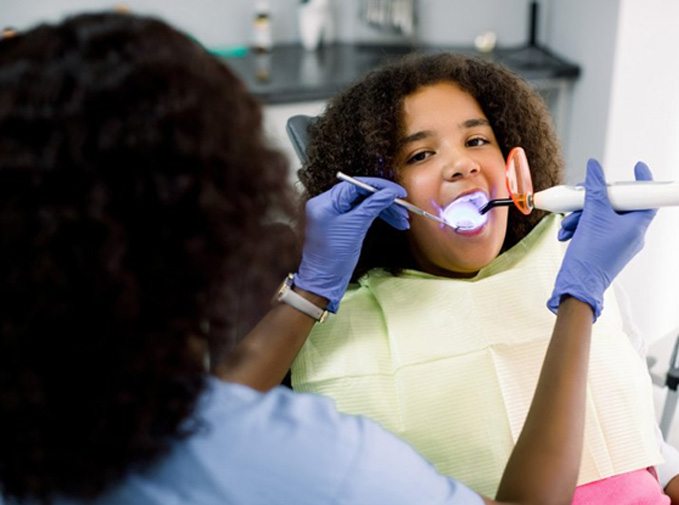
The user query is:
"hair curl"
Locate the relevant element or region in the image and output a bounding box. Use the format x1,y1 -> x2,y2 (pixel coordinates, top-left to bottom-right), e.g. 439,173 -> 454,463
0,13 -> 297,502
299,52 -> 563,280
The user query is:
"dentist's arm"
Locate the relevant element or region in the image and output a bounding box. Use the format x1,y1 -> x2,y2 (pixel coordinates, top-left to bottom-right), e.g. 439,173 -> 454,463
214,178 -> 409,391
491,159 -> 656,505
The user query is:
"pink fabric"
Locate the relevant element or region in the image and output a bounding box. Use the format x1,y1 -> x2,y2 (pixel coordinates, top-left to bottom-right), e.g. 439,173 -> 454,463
571,468 -> 669,504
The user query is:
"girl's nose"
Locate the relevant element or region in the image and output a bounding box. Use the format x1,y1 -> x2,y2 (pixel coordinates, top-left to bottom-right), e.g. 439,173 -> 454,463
443,155 -> 481,181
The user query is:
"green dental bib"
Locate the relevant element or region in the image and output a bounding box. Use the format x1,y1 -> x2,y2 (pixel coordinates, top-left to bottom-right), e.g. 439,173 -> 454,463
292,215 -> 661,496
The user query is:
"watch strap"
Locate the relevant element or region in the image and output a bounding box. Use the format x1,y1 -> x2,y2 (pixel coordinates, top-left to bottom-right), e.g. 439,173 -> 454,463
274,274 -> 328,323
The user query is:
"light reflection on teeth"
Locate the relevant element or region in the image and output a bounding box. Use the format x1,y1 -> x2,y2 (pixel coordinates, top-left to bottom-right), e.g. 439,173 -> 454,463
441,191 -> 489,231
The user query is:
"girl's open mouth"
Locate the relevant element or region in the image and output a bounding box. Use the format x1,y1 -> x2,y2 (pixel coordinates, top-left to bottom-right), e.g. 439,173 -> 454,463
440,191 -> 489,233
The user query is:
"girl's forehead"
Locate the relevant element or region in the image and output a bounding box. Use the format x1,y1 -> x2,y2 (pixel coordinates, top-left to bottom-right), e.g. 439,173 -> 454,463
401,83 -> 487,128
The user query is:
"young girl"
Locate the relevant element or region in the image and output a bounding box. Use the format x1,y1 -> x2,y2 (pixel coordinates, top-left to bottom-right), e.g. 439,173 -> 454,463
291,53 -> 679,503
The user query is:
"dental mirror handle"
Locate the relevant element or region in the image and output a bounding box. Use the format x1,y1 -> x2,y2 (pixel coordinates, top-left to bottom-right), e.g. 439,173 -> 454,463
532,181 -> 679,213
336,172 -> 452,228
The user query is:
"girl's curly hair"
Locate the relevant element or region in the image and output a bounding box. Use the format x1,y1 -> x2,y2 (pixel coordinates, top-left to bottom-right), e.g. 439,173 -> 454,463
299,52 -> 564,280
0,13 -> 297,502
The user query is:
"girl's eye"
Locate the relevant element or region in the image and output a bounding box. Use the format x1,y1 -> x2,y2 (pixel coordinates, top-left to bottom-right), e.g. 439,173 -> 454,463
406,150 -> 433,164
466,137 -> 489,147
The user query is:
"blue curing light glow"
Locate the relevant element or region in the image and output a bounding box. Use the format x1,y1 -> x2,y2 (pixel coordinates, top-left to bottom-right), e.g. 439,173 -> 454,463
441,192 -> 489,231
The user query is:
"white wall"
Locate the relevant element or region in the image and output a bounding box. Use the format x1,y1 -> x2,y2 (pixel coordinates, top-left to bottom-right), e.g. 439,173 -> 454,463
415,0 -> 531,46
547,0 -> 679,345
603,0 -> 679,345
545,0 -> 621,183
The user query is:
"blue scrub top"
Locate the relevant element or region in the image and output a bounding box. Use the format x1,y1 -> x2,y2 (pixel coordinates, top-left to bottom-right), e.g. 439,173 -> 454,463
2,378 -> 483,505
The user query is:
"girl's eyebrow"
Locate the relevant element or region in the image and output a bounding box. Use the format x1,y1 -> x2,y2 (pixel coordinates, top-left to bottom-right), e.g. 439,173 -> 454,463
399,118 -> 491,146
400,130 -> 433,146
461,117 -> 490,128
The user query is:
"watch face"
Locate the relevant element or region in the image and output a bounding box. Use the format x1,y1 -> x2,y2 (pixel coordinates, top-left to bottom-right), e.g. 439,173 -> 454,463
274,276 -> 291,302
273,274 -> 326,322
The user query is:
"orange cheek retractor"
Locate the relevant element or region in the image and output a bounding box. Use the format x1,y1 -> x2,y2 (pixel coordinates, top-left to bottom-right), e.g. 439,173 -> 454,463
504,146 -> 534,215
482,147 -> 679,215
480,147 -> 535,215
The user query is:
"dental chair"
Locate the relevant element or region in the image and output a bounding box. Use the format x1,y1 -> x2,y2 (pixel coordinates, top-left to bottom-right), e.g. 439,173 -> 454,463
285,113 -> 679,442
285,114 -> 316,166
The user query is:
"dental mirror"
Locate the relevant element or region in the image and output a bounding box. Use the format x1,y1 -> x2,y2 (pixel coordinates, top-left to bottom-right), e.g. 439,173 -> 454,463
336,172 -> 488,231
336,172 -> 457,229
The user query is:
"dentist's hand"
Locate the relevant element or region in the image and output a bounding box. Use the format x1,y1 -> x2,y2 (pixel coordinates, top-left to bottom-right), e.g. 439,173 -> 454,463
294,178 -> 409,312
547,159 -> 656,320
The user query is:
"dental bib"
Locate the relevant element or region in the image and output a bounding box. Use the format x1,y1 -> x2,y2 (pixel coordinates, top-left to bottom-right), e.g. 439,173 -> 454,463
291,215 -> 662,497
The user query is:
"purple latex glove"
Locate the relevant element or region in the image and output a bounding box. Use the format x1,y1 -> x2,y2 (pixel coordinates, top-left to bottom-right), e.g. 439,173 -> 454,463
295,177 -> 409,312
547,159 -> 657,320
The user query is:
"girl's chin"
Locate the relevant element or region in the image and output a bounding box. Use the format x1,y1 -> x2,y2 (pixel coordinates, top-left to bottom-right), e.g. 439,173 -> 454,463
428,262 -> 488,278
443,240 -> 504,273
415,250 -> 498,277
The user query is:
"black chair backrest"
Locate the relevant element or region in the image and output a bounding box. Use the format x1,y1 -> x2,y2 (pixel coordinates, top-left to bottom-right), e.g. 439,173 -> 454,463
285,114 -> 316,165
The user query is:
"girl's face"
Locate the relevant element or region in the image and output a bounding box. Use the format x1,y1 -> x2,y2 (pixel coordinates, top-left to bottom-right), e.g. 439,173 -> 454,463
395,82 -> 509,277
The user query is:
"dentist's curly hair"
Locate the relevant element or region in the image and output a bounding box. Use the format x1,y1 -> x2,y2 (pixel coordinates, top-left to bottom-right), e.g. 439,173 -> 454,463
299,52 -> 563,280
0,12 -> 296,503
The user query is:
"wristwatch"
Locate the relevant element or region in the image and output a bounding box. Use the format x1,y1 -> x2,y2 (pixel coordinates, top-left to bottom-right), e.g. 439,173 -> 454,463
274,274 -> 328,323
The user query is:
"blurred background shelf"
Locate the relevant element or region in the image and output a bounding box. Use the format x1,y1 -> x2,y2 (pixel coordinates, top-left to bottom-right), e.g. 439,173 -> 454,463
222,42 -> 580,185
223,42 -> 580,104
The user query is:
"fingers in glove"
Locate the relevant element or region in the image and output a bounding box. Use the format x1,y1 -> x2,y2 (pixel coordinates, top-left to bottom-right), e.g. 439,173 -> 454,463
558,211 -> 582,241
379,205 -> 410,230
352,187 -> 404,222
351,176 -> 409,228
331,182 -> 373,214
634,161 -> 653,182
619,162 -> 656,222
330,177 -> 407,214
584,159 -> 610,204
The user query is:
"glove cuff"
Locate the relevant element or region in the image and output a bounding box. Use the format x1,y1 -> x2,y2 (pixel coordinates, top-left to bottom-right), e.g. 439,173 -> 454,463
547,282 -> 603,321
548,257 -> 610,321
293,272 -> 342,313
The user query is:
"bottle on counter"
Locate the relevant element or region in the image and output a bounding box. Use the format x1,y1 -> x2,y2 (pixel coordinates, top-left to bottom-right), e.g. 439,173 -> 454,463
252,0 -> 273,53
